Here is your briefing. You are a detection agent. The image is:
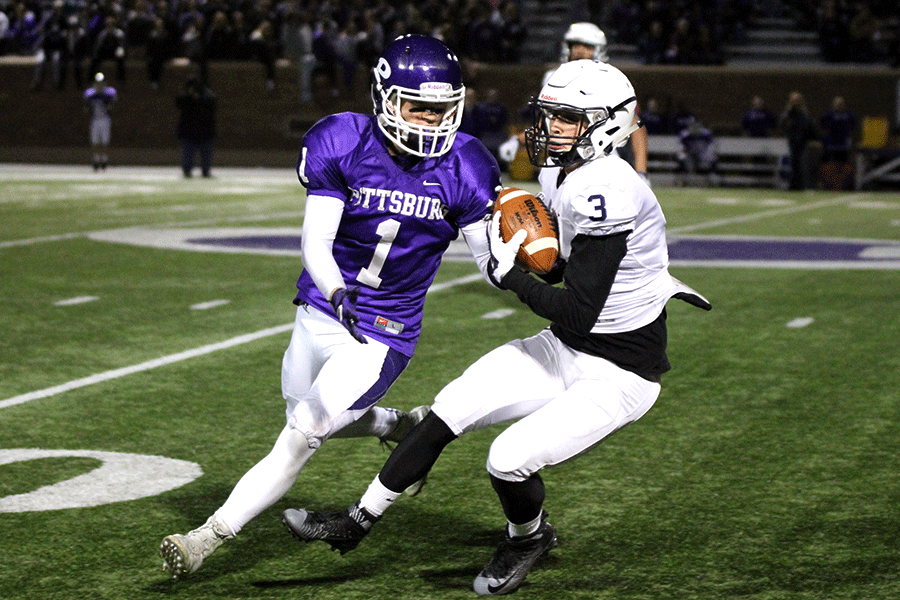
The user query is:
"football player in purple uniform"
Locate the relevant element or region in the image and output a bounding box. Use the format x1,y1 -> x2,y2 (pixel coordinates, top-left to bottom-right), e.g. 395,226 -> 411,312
159,34 -> 501,580
83,72 -> 116,171
283,60 -> 711,596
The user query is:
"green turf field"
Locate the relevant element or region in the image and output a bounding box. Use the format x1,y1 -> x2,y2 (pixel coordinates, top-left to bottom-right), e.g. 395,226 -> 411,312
1,166 -> 898,600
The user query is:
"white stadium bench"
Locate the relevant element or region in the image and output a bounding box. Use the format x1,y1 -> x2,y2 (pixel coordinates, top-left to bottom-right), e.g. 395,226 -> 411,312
647,135 -> 788,188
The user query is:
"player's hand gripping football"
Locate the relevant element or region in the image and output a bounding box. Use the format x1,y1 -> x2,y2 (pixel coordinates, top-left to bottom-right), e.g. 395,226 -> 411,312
487,211 -> 527,288
330,287 -> 367,344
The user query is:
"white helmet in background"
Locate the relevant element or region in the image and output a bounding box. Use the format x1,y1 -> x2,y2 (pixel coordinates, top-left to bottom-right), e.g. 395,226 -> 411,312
561,22 -> 608,62
525,60 -> 639,168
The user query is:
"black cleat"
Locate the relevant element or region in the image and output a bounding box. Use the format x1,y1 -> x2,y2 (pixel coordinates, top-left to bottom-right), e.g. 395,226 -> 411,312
472,519 -> 558,595
282,506 -> 371,555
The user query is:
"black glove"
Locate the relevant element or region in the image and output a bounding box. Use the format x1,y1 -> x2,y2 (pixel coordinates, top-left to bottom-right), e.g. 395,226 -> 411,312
330,287 -> 367,343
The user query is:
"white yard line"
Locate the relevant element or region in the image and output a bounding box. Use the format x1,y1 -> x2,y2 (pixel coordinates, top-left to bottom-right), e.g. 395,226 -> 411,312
0,233 -> 84,248
0,164 -> 296,181
0,324 -> 294,410
0,273 -> 485,410
669,194 -> 864,234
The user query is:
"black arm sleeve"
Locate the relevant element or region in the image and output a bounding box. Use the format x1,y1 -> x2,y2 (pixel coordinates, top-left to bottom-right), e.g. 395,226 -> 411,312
500,231 -> 630,335
536,257 -> 567,285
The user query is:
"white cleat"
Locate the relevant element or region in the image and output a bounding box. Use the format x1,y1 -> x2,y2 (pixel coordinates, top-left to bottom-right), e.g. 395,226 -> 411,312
159,515 -> 233,580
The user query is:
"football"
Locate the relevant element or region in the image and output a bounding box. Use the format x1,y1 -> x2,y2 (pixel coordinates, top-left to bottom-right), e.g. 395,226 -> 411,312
493,187 -> 559,275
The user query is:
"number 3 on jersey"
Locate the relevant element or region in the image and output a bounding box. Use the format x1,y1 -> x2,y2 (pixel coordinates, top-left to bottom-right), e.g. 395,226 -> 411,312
358,218 -> 400,288
585,193 -> 607,222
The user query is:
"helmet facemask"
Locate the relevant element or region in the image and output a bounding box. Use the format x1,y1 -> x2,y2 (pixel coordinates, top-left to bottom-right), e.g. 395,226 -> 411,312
525,97 -> 637,168
371,35 -> 466,158
375,82 -> 465,157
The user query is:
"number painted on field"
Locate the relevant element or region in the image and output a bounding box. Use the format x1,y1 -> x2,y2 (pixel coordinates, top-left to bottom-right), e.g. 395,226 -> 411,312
0,449 -> 202,513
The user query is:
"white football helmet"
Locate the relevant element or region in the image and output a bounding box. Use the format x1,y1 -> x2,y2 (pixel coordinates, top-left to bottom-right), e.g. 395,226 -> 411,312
561,22 -> 608,63
525,60 -> 640,168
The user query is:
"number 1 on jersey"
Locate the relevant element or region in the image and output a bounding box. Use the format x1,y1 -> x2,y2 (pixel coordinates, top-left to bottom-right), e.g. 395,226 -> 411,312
357,218 -> 400,288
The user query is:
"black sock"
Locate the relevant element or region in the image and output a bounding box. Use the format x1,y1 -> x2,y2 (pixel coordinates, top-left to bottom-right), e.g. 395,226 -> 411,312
379,412 -> 456,492
490,473 -> 545,527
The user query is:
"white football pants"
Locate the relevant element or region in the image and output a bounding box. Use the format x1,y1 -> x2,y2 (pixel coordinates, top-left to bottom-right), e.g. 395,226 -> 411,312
215,304 -> 406,534
431,328 -> 660,482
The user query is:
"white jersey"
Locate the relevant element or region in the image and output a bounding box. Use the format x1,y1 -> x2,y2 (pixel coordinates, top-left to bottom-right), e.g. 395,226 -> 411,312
538,154 -> 674,333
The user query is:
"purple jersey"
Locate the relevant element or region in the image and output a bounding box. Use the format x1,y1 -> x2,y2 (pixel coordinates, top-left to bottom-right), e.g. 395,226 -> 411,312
83,86 -> 117,121
294,112 -> 500,356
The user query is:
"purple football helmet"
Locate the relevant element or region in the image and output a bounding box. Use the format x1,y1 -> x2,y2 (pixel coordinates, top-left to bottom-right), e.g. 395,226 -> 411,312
372,35 -> 466,157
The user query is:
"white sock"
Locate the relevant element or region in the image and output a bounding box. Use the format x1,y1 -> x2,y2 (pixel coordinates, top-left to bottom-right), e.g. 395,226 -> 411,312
216,425 -> 315,534
358,475 -> 402,517
508,513 -> 542,539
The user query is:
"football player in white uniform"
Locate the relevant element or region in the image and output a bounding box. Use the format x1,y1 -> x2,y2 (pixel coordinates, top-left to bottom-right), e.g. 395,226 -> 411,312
283,60 -> 710,596
499,22 -> 650,183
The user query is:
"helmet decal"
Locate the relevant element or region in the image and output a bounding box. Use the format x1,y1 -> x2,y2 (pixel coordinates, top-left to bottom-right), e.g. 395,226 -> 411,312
375,57 -> 391,80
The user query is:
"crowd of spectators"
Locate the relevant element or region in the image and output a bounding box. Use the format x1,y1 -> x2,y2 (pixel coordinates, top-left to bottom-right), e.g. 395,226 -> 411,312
1,0 -> 896,98
598,0 -> 757,65
0,0 -> 528,93
811,0 -> 900,66
3,0 -> 897,95
596,0 -> 899,67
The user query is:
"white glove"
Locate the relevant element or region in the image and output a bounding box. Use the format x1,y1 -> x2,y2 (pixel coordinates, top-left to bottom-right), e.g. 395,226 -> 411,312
487,211 -> 527,287
498,136 -> 520,163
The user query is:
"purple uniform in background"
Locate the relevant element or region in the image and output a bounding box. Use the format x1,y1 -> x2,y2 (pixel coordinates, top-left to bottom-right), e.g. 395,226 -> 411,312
84,85 -> 117,121
295,112 -> 501,357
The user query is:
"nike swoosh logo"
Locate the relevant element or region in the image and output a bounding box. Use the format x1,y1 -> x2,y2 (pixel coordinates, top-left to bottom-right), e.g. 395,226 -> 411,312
485,563 -> 528,594
423,181 -> 441,186
487,581 -> 507,594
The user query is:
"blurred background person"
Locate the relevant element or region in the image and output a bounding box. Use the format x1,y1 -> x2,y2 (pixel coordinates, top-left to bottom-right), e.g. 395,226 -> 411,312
741,95 -> 778,138
145,17 -> 174,91
83,71 -> 116,171
472,88 -> 509,168
819,95 -> 856,191
89,15 -> 126,84
250,19 -> 278,93
677,117 -> 718,186
779,91 -> 821,191
820,95 -> 856,163
640,96 -> 671,134
175,75 -> 217,178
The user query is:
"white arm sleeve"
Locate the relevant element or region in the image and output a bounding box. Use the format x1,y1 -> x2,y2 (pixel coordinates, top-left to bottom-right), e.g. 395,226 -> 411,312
301,194 -> 346,300
461,219 -> 496,287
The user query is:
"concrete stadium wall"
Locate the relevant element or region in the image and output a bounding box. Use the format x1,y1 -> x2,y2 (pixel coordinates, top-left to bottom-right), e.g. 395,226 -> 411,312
1,59 -> 896,168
